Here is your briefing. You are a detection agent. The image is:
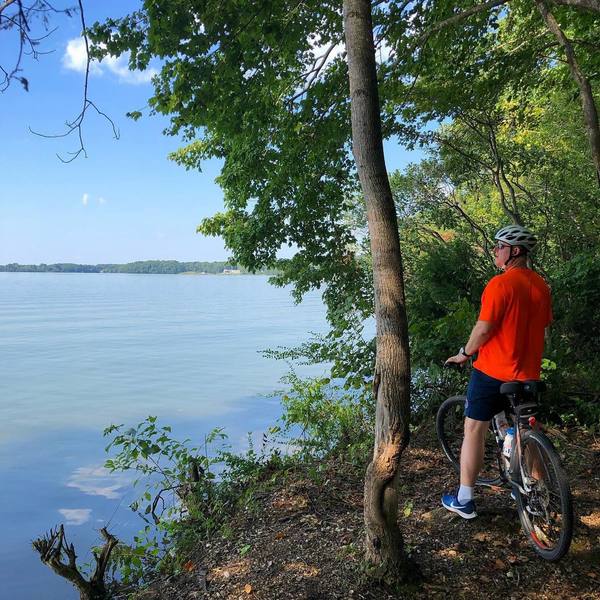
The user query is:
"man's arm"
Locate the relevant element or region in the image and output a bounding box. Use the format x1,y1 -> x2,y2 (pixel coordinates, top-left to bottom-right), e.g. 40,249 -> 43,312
445,320 -> 494,365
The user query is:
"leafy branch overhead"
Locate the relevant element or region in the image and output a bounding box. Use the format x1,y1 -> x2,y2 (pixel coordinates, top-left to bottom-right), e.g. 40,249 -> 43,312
383,0 -> 600,183
86,0 -> 599,422
88,1 -> 598,294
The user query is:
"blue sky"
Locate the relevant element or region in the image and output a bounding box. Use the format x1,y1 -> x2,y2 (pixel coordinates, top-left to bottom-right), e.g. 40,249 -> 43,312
1,2 -> 419,264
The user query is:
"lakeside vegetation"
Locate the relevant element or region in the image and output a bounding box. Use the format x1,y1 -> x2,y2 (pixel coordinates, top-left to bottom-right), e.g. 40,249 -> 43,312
0,261 -> 278,275
7,0 -> 599,597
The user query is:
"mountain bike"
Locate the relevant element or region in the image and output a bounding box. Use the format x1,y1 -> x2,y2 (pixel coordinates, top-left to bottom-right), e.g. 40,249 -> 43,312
436,373 -> 573,561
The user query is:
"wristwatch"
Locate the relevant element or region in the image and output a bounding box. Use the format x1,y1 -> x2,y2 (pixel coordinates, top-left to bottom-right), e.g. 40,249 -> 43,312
460,346 -> 473,358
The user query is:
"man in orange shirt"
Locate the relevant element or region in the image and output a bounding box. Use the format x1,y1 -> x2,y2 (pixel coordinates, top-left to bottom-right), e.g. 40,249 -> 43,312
441,225 -> 552,519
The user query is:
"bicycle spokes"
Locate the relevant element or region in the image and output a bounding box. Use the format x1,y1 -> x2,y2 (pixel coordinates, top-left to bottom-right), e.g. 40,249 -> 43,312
518,434 -> 571,556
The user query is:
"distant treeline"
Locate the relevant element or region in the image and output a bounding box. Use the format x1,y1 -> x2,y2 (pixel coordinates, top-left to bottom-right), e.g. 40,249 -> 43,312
0,261 -> 278,275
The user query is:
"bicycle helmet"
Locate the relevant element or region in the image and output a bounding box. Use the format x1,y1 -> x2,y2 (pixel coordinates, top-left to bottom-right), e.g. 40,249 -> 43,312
494,225 -> 537,253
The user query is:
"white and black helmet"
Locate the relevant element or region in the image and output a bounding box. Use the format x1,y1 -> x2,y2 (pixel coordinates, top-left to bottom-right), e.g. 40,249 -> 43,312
494,225 -> 537,252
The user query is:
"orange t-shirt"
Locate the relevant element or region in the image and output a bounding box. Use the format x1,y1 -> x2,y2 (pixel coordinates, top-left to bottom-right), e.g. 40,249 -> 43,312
473,267 -> 552,382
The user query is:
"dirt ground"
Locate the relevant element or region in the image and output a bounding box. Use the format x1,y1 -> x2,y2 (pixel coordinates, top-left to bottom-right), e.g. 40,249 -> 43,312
133,424 -> 600,600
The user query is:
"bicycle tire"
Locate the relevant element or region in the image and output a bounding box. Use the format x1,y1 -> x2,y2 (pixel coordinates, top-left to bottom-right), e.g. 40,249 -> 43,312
514,429 -> 573,561
436,395 -> 503,487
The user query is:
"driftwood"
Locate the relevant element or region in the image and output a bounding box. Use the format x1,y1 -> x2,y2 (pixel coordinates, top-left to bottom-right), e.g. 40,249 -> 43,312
32,525 -> 118,600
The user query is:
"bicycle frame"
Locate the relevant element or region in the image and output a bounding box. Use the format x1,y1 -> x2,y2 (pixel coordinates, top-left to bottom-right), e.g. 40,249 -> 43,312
437,373 -> 574,560
491,391 -> 540,494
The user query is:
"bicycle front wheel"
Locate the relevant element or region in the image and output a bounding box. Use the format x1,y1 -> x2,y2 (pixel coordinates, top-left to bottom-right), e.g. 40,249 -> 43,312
514,429 -> 573,561
436,395 -> 502,487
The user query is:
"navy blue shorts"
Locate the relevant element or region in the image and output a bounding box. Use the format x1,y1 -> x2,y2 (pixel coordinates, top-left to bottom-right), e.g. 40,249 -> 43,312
465,368 -> 508,422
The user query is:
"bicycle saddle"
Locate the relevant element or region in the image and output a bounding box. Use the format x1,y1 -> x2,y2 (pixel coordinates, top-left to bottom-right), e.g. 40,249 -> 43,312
500,380 -> 547,395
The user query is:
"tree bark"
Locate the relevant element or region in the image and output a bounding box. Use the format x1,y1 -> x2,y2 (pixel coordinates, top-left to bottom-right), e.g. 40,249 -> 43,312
343,0 -> 412,581
537,0 -> 600,185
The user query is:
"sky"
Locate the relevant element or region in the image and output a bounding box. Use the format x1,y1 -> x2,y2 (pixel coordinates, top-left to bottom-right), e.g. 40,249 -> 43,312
1,1 -> 420,265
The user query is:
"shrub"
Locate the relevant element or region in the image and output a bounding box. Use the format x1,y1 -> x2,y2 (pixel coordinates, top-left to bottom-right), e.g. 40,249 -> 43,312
278,372 -> 374,465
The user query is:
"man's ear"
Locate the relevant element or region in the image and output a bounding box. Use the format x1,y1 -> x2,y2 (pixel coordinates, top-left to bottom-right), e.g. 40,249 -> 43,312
512,246 -> 521,257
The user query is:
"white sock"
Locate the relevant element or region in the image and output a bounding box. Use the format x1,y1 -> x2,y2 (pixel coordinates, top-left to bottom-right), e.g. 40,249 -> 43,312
458,485 -> 474,504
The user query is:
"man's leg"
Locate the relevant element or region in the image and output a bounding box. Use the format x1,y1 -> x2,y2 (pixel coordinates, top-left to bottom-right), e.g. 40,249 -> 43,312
442,368 -> 501,518
441,417 -> 489,518
460,417 -> 491,488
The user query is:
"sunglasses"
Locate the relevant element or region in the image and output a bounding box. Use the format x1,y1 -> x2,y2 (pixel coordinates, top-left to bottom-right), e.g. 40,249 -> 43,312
494,242 -> 509,251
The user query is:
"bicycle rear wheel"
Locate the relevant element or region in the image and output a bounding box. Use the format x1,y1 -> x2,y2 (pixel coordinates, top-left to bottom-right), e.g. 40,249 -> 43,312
514,429 -> 573,561
436,395 -> 502,486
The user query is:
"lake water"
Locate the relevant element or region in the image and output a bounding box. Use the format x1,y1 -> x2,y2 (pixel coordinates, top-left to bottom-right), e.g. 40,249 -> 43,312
0,273 -> 329,600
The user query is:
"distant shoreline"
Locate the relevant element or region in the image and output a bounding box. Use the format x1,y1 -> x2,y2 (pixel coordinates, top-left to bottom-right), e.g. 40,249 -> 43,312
0,261 -> 278,276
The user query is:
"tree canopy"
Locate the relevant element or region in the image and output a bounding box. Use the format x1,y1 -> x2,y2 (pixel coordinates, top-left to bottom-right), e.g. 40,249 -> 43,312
88,0 -> 599,418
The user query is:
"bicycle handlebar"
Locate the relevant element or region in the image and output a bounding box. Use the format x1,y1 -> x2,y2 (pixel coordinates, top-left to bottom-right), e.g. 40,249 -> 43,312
443,361 -> 463,370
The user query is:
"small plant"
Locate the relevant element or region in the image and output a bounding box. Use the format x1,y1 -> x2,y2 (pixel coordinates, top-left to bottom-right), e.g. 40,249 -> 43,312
102,416 -> 287,584
102,418 -> 229,582
278,371 -> 374,465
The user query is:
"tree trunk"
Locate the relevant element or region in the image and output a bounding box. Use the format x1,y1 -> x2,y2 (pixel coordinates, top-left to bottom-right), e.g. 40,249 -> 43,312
537,0 -> 600,185
33,526 -> 117,600
343,0 -> 412,581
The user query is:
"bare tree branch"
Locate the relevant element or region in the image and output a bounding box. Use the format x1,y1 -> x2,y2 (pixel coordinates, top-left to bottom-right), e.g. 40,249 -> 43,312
552,0 -> 600,12
416,224 -> 446,243
289,43 -> 340,104
485,119 -> 522,224
91,528 -> 119,585
33,525 -> 118,600
434,111 -> 525,224
0,1 -> 77,92
419,0 -> 510,43
2,1 -> 119,161
28,0 -> 119,161
444,194 -> 494,259
0,0 -> 18,16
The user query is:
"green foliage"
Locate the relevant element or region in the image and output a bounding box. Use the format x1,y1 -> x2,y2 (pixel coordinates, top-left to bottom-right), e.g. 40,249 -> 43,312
403,238 -> 487,366
547,392 -> 600,428
264,327 -> 375,392
88,2 -> 600,426
389,88 -> 599,423
533,250 -> 600,425
102,417 -> 286,584
411,364 -> 470,420
550,250 -> 600,361
102,418 -> 223,581
90,0 -> 356,296
278,372 -> 374,464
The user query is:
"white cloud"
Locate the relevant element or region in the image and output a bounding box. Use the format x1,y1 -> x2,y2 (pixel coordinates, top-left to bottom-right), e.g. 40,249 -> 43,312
98,197 -> 106,205
63,39 -> 102,75
82,193 -> 89,206
63,38 -> 157,85
67,465 -> 130,500
102,53 -> 158,84
58,508 -> 92,526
